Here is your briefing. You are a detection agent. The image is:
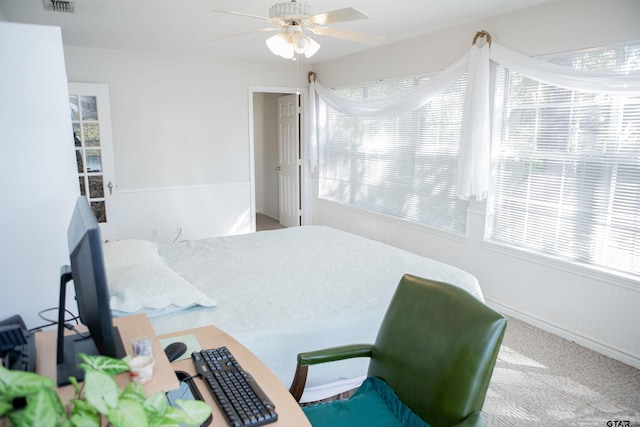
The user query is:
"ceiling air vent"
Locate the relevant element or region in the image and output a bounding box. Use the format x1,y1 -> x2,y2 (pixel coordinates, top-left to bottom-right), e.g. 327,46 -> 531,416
43,0 -> 75,13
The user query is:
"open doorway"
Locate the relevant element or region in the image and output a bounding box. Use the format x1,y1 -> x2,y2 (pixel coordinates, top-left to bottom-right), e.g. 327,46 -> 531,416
251,88 -> 302,232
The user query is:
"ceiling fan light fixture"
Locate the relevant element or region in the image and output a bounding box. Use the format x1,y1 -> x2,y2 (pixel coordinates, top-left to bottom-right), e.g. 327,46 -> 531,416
293,32 -> 309,53
303,37 -> 320,58
266,33 -> 295,59
267,25 -> 320,60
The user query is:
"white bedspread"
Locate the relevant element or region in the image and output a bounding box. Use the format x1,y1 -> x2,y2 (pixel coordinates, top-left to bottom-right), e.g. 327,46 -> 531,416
113,226 -> 482,402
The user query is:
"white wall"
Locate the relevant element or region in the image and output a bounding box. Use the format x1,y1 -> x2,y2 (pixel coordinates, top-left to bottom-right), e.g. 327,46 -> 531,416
0,22 -> 79,329
253,93 -> 280,219
311,0 -> 640,368
64,47 -> 308,240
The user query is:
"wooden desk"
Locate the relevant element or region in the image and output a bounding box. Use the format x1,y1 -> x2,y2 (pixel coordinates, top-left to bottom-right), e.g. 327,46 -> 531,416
35,313 -> 179,400
160,325 -> 312,427
35,314 -> 311,426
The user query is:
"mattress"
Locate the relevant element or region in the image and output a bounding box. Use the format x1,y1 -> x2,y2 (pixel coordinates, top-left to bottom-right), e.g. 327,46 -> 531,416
105,225 -> 482,402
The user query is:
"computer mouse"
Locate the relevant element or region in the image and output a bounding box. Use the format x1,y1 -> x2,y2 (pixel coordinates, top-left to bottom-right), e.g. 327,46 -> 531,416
164,342 -> 188,362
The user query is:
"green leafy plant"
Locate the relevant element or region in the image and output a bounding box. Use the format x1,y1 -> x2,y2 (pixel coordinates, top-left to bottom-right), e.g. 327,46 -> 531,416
0,353 -> 211,427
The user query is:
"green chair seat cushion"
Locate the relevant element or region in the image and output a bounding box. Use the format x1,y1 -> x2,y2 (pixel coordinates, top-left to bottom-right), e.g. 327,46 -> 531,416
302,377 -> 431,427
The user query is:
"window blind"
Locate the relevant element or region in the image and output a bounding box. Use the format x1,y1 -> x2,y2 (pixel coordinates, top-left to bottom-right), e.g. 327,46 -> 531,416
319,74 -> 469,234
490,42 -> 640,277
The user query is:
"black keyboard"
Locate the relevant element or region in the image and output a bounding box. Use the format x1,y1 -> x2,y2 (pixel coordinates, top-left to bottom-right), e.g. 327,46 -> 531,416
191,347 -> 278,427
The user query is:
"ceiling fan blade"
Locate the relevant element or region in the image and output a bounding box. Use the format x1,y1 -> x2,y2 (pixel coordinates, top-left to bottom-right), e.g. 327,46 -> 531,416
311,26 -> 385,46
213,9 -> 284,26
305,7 -> 369,26
209,27 -> 281,42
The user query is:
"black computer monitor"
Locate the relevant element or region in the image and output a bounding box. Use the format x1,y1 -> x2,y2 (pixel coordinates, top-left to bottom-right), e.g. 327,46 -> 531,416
56,197 -> 125,386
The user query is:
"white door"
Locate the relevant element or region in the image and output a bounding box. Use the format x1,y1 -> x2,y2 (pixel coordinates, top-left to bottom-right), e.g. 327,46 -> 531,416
277,94 -> 301,228
68,83 -> 116,238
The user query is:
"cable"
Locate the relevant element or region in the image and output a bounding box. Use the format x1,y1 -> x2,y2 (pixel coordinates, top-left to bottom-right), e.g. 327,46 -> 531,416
38,307 -> 79,324
29,322 -> 56,332
64,323 -> 90,339
173,227 -> 183,243
183,374 -> 199,381
30,307 -> 81,332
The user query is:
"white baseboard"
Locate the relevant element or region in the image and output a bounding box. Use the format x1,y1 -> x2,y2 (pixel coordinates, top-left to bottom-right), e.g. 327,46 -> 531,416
485,298 -> 640,370
256,210 -> 278,220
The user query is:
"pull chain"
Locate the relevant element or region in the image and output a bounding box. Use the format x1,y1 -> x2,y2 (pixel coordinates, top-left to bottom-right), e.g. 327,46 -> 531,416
296,53 -> 301,95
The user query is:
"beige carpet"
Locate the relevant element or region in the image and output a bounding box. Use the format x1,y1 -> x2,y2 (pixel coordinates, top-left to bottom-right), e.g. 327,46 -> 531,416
256,213 -> 286,231
483,315 -> 640,426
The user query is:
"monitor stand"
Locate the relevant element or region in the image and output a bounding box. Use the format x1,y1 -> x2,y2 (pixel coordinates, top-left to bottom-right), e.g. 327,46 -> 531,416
56,326 -> 124,386
55,266 -> 125,386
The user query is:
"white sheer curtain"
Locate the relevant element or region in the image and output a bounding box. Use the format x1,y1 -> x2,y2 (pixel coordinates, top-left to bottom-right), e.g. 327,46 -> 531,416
306,37 -> 640,200
313,53 -> 470,119
490,43 -> 640,94
458,42 -> 490,201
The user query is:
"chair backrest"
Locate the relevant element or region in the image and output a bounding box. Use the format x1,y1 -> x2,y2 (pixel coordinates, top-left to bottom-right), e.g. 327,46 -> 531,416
368,274 -> 506,427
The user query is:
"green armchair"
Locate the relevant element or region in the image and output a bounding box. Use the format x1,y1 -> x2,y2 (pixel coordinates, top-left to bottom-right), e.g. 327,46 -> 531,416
289,274 -> 506,427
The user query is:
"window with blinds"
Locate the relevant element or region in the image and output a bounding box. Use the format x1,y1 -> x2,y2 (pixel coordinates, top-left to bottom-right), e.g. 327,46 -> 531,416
490,42 -> 640,277
318,74 -> 469,234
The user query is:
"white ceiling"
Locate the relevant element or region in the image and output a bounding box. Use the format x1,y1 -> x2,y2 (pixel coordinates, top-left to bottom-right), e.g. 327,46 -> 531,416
0,0 -> 559,63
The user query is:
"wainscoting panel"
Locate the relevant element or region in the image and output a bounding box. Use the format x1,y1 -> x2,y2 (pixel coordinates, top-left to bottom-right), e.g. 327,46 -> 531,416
106,183 -> 252,242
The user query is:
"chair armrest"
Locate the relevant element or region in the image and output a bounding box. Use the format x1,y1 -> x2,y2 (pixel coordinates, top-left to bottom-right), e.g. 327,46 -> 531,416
289,344 -> 374,402
298,344 -> 374,366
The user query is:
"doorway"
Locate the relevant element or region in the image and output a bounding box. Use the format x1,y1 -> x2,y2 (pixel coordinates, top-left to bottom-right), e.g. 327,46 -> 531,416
250,87 -> 303,231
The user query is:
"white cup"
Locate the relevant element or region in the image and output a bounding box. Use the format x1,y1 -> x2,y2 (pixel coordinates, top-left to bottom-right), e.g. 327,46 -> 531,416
129,355 -> 155,384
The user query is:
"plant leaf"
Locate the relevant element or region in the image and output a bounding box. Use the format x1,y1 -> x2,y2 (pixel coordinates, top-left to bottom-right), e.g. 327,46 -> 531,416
0,366 -> 55,399
69,376 -> 82,398
0,400 -> 13,416
107,398 -> 148,427
120,381 -> 147,404
173,400 -> 212,425
82,370 -> 120,414
69,410 -> 100,427
147,414 -> 184,427
78,353 -> 130,375
46,386 -> 69,421
158,406 -> 184,422
142,392 -> 168,418
69,398 -> 99,418
6,388 -> 61,427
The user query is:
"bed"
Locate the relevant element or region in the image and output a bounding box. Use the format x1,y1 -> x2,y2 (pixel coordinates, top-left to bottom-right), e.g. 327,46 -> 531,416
103,225 -> 483,402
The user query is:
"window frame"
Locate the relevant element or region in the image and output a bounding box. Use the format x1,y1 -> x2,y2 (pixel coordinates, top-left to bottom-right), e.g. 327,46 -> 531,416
486,41 -> 640,282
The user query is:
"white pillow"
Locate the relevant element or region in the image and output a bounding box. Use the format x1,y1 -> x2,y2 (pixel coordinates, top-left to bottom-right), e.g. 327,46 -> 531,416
103,239 -> 163,270
107,262 -> 216,313
103,239 -> 216,313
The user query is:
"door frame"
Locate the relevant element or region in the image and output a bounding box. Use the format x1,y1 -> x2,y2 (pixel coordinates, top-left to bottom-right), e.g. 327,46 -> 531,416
248,85 -> 308,232
68,82 -> 117,239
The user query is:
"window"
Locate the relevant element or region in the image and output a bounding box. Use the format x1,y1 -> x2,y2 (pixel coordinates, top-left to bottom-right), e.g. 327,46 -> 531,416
69,83 -> 116,226
490,42 -> 640,277
319,74 -> 469,234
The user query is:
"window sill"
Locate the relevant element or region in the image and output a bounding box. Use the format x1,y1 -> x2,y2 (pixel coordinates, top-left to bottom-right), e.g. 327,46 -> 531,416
316,197 -> 469,244
481,240 -> 640,292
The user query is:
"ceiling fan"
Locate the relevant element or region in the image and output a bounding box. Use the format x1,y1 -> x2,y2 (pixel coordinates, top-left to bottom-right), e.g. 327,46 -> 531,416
213,0 -> 385,60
